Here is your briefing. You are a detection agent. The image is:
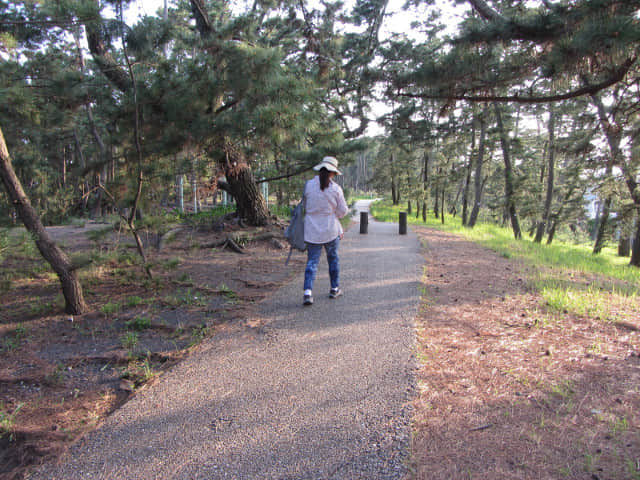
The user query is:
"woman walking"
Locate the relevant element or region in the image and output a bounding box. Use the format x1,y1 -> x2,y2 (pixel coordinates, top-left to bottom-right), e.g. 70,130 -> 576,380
303,156 -> 348,306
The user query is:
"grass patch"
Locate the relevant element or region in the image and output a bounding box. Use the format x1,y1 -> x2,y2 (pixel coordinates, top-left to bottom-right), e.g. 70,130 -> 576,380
125,316 -> 151,331
125,296 -> 147,307
269,204 -> 294,219
0,402 -> 24,441
372,199 -> 640,322
100,302 -> 121,318
120,331 -> 139,351
86,226 -> 115,243
371,199 -> 640,288
0,228 -> 9,263
1,324 -> 28,352
188,324 -> 210,347
540,283 -> 637,322
162,288 -> 207,308
163,257 -> 182,270
217,283 -> 237,299
181,206 -> 237,228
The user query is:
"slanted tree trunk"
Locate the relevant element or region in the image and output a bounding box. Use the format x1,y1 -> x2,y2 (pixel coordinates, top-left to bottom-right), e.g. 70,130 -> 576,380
219,139 -> 270,225
547,181 -> 579,245
494,102 -> 522,239
589,91 -> 621,254
535,108 -> 555,243
589,88 -> 640,265
593,203 -> 613,255
450,177 -> 462,217
0,126 -> 86,314
547,215 -> 559,244
468,107 -> 487,228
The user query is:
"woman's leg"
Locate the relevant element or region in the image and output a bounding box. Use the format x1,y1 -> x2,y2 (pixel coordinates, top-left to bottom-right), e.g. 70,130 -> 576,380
324,237 -> 340,290
304,243 -> 323,291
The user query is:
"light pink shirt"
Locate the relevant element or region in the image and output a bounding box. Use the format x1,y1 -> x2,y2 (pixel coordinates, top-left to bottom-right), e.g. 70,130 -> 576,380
303,176 -> 348,244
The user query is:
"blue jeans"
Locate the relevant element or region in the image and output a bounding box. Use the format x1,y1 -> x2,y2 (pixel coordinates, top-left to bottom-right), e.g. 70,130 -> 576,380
304,237 -> 340,291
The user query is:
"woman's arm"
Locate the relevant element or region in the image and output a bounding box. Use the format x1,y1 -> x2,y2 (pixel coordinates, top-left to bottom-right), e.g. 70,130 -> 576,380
334,187 -> 348,219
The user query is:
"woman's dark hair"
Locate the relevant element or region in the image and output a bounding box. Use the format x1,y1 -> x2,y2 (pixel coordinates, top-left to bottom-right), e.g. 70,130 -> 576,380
319,168 -> 332,191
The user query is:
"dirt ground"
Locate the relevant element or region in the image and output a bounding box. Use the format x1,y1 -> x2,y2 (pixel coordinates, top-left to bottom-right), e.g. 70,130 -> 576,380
2,221 -> 639,480
410,227 -> 640,480
0,219 -> 304,480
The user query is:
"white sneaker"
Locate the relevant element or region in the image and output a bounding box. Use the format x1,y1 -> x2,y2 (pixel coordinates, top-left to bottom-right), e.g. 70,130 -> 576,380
303,292 -> 314,305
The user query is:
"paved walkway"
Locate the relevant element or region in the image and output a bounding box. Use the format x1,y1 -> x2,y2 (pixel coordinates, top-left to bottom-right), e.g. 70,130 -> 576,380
30,201 -> 423,480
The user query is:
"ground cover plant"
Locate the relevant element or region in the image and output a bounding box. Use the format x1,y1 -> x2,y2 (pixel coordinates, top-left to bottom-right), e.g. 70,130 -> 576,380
371,200 -> 640,479
0,216 -> 302,479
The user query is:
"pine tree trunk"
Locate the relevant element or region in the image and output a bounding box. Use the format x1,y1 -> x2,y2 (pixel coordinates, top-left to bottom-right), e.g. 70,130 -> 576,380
0,126 -> 86,314
462,116 -> 476,226
177,175 -> 184,212
618,235 -> 631,257
224,166 -> 270,226
468,107 -> 487,228
631,218 -> 640,267
221,141 -> 269,225
590,92 -> 621,255
535,109 -> 555,243
547,217 -> 558,245
390,153 -> 399,205
546,187 -> 573,245
494,103 -> 522,240
422,151 -> 429,223
593,197 -> 612,254
450,178 -> 462,217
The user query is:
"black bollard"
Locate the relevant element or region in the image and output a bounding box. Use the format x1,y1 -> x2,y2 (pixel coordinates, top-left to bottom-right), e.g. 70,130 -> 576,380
360,211 -> 368,234
399,211 -> 407,235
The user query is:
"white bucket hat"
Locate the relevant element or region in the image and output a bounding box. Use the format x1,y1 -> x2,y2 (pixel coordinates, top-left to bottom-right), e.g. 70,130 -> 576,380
313,156 -> 342,175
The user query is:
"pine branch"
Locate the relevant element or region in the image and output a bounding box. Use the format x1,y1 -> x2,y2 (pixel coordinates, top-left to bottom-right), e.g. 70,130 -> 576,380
397,57 -> 636,104
466,0 -> 635,44
256,165 -> 314,184
466,0 -> 565,42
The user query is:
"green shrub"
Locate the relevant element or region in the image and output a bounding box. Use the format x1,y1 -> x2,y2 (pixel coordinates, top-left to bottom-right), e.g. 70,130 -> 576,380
126,296 -> 145,307
125,316 -> 151,331
100,302 -> 121,317
0,402 -> 24,441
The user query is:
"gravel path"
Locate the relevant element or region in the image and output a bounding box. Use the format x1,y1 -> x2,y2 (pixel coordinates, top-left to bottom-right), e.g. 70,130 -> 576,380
30,201 -> 423,480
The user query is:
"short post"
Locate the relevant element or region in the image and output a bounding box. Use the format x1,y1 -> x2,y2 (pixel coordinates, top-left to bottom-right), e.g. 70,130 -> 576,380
359,211 -> 368,234
399,211 -> 407,235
